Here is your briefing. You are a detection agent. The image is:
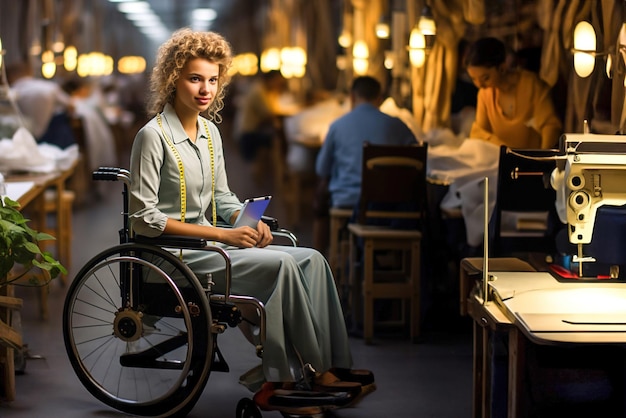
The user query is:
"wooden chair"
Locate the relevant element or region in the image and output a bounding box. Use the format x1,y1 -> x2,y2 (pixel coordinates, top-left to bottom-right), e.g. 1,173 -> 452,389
42,188 -> 75,286
39,116 -> 85,287
491,146 -> 560,260
347,142 -> 428,343
328,206 -> 353,298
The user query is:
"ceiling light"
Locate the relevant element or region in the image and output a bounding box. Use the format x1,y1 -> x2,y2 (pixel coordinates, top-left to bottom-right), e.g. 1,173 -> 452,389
418,5 -> 436,36
117,1 -> 150,14
353,40 -> 369,75
408,26 -> 426,68
192,8 -> 217,21
338,30 -> 352,48
375,19 -> 390,39
573,21 -> 596,78
126,12 -> 160,22
260,48 -> 281,72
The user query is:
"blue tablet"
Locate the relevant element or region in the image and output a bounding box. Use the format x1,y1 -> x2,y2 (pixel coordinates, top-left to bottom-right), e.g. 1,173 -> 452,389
233,196 -> 272,228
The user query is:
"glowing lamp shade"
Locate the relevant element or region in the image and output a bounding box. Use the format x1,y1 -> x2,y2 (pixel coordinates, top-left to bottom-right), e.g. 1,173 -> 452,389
42,62 -> 56,79
118,55 -> 147,75
573,21 -> 596,78
375,22 -> 390,39
280,47 -> 307,78
418,8 -> 436,36
352,40 -> 369,75
384,50 -> 395,70
42,49 -> 55,63
409,27 -> 426,68
64,46 -> 78,72
260,48 -> 281,72
338,30 -> 352,48
336,55 -> 347,70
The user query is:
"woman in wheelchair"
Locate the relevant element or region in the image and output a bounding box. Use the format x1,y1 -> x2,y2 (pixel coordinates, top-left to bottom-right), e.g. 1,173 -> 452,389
128,28 -> 374,414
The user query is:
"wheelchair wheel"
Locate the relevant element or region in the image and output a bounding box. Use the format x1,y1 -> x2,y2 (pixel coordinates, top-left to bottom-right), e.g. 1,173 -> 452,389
63,243 -> 212,417
236,397 -> 262,418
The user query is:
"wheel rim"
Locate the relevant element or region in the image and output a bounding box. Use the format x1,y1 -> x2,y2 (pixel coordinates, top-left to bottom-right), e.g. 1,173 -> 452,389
63,244 -> 212,416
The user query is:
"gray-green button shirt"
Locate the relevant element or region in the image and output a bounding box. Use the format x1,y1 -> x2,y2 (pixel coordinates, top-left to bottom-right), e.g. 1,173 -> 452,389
129,103 -> 242,236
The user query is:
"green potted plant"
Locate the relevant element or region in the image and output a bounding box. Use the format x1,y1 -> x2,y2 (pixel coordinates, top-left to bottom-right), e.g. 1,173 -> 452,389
0,195 -> 67,286
0,194 -> 66,400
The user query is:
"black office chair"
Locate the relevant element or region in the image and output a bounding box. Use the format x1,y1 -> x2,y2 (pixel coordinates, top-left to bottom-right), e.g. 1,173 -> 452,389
490,146 -> 561,261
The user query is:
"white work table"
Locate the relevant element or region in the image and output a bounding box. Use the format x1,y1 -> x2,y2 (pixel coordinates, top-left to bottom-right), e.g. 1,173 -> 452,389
462,259 -> 626,418
489,271 -> 626,344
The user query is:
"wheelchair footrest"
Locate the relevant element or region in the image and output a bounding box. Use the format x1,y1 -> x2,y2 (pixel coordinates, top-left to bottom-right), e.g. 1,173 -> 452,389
253,382 -> 356,415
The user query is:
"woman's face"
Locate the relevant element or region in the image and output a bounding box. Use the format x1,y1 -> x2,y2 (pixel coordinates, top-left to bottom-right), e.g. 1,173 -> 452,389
466,65 -> 502,90
173,57 -> 219,115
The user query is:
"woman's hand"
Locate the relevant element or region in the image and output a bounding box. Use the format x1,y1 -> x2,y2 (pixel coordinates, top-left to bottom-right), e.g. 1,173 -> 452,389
255,219 -> 273,248
217,221 -> 273,248
219,226 -> 260,248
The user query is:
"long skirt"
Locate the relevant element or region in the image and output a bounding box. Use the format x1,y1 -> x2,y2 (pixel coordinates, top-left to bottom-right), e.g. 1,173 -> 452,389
182,244 -> 353,383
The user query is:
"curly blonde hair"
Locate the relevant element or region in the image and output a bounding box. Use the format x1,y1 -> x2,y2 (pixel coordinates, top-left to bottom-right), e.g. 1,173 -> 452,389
147,28 -> 233,122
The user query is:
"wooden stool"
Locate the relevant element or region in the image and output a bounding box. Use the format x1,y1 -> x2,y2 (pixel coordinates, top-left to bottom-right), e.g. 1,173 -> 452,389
348,225 -> 422,344
347,142 -> 428,344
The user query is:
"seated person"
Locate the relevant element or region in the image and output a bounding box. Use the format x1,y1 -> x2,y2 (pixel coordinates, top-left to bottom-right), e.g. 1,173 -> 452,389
464,37 -> 562,149
62,77 -> 118,171
316,76 -> 418,210
128,28 -> 374,412
7,61 -> 76,148
313,76 -> 418,250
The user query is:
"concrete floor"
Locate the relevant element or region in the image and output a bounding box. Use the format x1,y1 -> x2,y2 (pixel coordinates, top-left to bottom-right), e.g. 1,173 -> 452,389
0,131 -> 473,418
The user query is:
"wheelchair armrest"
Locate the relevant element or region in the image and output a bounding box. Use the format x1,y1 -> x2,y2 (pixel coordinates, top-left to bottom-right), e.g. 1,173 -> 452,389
134,234 -> 207,248
133,216 -> 289,248
261,215 -> 279,231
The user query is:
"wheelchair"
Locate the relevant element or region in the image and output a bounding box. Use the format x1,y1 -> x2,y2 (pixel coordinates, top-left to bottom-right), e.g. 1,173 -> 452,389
62,167 -> 345,418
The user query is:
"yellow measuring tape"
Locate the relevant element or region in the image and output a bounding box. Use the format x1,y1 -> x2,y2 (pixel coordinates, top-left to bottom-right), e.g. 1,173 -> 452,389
156,112 -> 216,230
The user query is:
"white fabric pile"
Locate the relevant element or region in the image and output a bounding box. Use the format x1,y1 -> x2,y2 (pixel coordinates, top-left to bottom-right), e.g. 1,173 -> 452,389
427,138 -> 500,247
0,126 -> 78,173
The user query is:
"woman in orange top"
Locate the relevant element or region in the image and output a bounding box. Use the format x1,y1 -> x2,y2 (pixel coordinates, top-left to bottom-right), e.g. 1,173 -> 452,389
464,37 -> 562,149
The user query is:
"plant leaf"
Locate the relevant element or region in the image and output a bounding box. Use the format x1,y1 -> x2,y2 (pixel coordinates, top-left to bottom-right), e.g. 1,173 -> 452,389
0,195 -> 64,286
35,231 -> 56,241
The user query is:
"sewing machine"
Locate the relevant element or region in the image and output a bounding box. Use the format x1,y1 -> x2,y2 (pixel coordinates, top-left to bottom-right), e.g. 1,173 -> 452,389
553,133 -> 626,278
462,133 -> 626,418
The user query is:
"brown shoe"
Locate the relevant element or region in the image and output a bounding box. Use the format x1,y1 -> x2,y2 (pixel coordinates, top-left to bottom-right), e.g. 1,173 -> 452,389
328,368 -> 377,408
313,371 -> 362,395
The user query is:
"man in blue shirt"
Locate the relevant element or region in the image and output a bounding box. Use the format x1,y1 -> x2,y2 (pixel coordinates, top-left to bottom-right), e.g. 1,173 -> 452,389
314,76 -> 418,251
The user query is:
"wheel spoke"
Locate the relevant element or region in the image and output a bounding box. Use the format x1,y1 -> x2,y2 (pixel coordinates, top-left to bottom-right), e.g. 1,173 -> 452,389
63,244 -> 212,417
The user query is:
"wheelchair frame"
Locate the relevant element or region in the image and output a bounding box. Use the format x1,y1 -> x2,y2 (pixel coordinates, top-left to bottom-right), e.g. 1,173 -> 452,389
62,167 -> 298,418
